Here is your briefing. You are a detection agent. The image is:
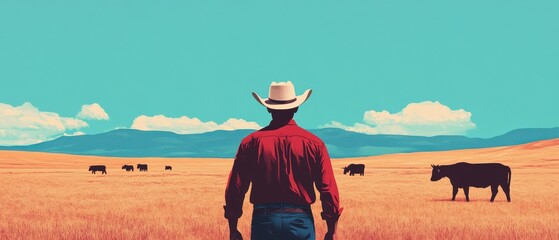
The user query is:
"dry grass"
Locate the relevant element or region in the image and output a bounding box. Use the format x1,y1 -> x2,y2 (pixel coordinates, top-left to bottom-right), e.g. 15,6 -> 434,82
1,139 -> 558,239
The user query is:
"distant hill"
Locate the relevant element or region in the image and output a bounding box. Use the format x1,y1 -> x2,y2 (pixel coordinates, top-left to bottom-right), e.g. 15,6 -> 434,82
1,127 -> 558,158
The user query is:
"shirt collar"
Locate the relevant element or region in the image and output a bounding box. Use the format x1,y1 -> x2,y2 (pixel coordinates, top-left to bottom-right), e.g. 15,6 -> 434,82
269,119 -> 297,127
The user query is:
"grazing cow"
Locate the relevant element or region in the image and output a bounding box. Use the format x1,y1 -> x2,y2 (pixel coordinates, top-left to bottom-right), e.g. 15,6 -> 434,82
122,165 -> 134,172
137,164 -> 148,172
89,165 -> 107,174
431,162 -> 511,202
343,164 -> 365,176
165,166 -> 172,171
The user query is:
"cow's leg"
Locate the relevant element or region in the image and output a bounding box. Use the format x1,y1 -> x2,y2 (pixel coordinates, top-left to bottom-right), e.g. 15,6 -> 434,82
490,184 -> 498,202
452,186 -> 458,201
463,187 -> 470,202
502,184 -> 511,202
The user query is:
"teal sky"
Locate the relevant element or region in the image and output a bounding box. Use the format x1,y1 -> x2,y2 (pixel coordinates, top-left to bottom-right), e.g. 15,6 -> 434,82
1,1 -> 558,144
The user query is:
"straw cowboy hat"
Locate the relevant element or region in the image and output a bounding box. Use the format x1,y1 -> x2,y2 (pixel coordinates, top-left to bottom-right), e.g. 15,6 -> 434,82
252,81 -> 312,110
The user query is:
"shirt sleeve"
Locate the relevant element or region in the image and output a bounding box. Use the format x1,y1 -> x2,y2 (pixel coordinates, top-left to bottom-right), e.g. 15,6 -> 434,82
224,142 -> 251,220
313,143 -> 343,222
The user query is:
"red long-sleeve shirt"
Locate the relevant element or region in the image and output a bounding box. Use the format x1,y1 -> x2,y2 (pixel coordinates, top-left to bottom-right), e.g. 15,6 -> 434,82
224,119 -> 342,221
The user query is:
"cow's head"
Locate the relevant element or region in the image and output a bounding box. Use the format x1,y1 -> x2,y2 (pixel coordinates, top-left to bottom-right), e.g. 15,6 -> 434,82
430,164 -> 445,181
122,165 -> 126,169
343,167 -> 349,175
88,166 -> 93,171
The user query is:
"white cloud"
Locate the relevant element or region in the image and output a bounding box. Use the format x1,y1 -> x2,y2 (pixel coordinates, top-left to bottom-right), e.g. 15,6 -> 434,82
76,103 -> 109,120
63,131 -> 86,136
0,102 -> 89,145
321,101 -> 476,136
130,115 -> 261,134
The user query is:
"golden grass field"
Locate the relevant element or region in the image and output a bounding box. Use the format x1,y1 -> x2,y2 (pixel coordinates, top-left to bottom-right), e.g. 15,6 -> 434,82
1,139 -> 558,240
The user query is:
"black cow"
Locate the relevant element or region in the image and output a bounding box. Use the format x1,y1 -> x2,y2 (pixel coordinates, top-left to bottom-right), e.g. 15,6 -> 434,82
343,164 -> 365,176
137,164 -> 148,172
431,162 -> 511,202
89,165 -> 107,174
165,166 -> 172,171
122,165 -> 134,172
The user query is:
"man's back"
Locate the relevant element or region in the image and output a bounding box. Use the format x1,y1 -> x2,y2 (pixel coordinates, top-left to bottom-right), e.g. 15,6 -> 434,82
238,119 -> 335,206
225,119 -> 340,220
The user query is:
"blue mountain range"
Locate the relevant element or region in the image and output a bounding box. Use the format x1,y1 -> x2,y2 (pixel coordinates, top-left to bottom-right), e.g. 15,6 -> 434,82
1,127 -> 558,158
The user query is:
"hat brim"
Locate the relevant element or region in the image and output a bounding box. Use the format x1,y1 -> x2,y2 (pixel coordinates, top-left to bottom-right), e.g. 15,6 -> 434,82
252,89 -> 312,110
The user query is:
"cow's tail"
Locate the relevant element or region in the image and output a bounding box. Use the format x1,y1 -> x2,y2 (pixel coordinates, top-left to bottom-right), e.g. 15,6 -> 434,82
507,166 -> 512,187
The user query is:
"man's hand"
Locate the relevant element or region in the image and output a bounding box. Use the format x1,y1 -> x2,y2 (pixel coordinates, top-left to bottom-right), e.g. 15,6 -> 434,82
325,219 -> 338,240
324,231 -> 335,240
324,232 -> 336,240
230,229 -> 243,240
228,218 -> 242,240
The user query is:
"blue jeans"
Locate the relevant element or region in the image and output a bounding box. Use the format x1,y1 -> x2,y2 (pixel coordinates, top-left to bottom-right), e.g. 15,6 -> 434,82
251,203 -> 316,240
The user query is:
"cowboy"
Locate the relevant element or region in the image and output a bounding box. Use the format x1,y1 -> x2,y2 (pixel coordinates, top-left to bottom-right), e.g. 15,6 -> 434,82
224,81 -> 343,240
